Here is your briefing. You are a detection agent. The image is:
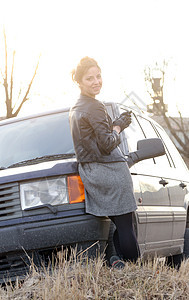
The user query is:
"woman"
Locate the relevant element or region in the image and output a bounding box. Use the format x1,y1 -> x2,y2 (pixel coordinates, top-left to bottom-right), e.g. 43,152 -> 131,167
69,56 -> 140,267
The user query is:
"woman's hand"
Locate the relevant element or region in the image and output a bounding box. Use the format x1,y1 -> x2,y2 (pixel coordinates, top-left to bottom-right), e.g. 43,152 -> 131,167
113,111 -> 132,132
113,125 -> 121,134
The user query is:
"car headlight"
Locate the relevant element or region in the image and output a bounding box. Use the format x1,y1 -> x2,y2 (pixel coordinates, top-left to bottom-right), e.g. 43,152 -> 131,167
20,177 -> 68,210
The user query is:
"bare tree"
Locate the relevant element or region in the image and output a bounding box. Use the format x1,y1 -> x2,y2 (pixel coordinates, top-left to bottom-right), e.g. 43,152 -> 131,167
144,60 -> 189,163
1,29 -> 40,119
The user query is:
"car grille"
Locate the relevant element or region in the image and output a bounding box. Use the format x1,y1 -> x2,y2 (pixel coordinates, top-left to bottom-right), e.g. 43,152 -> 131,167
0,182 -> 22,221
0,253 -> 29,283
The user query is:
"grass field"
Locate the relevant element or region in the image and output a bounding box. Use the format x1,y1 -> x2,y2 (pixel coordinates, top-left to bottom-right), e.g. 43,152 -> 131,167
0,249 -> 189,299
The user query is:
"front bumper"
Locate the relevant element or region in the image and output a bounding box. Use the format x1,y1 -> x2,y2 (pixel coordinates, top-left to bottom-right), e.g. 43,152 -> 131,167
0,204 -> 110,282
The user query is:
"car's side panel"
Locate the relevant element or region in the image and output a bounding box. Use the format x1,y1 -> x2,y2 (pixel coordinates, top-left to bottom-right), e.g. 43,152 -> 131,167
121,107 -> 188,257
131,174 -> 146,254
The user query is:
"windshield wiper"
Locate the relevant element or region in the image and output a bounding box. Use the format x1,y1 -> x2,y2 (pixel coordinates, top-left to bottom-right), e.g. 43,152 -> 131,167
8,153 -> 76,168
25,204 -> 58,214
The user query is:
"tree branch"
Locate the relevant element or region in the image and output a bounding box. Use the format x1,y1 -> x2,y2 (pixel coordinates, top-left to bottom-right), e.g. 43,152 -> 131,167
10,50 -> 16,113
3,29 -> 11,117
144,59 -> 189,159
163,114 -> 187,149
169,114 -> 189,145
12,54 -> 41,117
178,110 -> 189,144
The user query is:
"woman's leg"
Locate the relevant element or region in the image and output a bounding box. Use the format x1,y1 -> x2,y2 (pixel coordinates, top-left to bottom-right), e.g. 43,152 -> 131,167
110,212 -> 140,262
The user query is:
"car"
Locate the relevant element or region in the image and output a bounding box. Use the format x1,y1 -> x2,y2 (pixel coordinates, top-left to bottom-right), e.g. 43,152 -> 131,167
0,102 -> 188,282
106,103 -> 189,266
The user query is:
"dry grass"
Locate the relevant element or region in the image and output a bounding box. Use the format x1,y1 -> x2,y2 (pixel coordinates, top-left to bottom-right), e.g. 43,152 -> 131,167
0,249 -> 189,300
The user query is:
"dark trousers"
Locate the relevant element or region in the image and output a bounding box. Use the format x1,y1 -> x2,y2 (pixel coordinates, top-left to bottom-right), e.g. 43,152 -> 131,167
110,212 -> 140,262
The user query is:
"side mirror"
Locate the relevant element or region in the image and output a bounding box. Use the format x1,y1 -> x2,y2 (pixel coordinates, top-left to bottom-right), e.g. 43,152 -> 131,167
127,138 -> 165,168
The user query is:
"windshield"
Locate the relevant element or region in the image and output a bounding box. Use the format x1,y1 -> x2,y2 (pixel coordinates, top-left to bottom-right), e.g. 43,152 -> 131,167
0,111 -> 75,168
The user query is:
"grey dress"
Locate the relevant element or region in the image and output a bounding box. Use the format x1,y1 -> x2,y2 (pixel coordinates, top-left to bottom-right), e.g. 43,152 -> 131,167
79,161 -> 137,217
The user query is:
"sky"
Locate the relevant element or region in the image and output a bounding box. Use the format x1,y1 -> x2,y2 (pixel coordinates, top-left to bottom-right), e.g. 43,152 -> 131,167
0,0 -> 189,116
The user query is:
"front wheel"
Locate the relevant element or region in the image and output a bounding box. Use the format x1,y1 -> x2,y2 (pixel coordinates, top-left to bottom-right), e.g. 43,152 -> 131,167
166,227 -> 189,268
166,253 -> 184,269
105,221 -> 117,264
184,227 -> 189,258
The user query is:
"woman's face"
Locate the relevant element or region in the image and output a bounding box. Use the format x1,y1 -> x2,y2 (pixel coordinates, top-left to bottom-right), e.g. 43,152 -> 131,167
79,66 -> 102,98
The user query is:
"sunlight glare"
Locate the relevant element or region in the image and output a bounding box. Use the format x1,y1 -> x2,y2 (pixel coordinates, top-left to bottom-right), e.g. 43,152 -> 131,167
0,0 -> 189,116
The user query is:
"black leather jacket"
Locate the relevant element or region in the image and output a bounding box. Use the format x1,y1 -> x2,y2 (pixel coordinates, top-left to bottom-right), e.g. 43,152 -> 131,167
69,94 -> 126,163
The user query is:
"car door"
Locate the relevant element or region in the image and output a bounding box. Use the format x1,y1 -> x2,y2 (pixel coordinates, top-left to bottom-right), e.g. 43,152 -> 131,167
121,109 -> 174,256
153,123 -> 188,251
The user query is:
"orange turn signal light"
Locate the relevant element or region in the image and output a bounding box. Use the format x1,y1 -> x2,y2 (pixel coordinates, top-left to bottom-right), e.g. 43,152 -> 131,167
67,175 -> 85,204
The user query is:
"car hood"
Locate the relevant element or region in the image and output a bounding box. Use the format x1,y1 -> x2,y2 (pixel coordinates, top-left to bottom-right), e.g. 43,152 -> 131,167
0,158 -> 78,185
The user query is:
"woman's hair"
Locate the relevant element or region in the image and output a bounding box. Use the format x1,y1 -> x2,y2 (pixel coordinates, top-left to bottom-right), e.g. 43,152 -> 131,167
72,56 -> 101,84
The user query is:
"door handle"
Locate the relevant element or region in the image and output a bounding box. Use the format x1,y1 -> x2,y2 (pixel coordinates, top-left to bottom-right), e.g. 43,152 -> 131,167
179,182 -> 187,189
159,179 -> 169,187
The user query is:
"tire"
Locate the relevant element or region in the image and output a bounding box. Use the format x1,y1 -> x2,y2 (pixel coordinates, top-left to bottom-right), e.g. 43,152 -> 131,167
183,228 -> 189,258
105,214 -> 139,265
105,221 -> 117,264
165,227 -> 189,268
166,253 -> 184,269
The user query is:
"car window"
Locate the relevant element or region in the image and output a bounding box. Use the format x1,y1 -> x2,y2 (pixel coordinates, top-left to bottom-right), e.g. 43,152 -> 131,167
136,116 -> 171,168
0,112 -> 74,168
154,123 -> 188,171
119,109 -> 156,169
107,104 -> 128,154
119,109 -> 145,152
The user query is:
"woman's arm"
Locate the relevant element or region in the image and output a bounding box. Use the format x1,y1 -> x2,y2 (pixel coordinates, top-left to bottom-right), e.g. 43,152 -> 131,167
89,102 -> 121,155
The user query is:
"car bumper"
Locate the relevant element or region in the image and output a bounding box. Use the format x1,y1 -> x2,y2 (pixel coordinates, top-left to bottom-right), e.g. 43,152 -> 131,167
0,208 -> 110,282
